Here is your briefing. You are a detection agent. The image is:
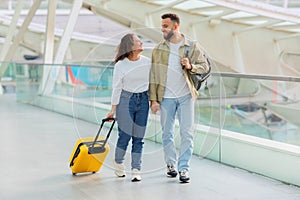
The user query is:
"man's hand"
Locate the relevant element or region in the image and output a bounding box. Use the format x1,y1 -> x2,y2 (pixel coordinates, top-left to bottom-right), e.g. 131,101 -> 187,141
150,101 -> 160,114
181,57 -> 192,70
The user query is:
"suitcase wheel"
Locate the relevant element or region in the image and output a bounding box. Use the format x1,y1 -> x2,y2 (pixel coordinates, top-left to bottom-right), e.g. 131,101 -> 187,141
72,173 -> 77,176
92,172 -> 96,174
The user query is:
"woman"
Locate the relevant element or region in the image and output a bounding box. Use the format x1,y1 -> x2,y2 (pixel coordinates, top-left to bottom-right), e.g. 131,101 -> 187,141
106,33 -> 150,182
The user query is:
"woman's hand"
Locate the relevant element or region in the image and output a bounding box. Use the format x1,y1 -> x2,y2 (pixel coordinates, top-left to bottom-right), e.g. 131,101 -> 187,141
106,105 -> 117,118
106,111 -> 114,119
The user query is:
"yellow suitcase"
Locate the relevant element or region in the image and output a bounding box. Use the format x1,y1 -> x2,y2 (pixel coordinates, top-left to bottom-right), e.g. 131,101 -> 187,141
69,118 -> 115,175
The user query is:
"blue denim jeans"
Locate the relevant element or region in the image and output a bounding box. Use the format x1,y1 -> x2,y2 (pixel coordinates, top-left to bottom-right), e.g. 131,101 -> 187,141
160,94 -> 194,172
115,90 -> 149,170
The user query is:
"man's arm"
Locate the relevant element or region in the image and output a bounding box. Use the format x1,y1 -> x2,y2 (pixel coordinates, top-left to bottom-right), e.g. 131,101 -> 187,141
188,41 -> 210,74
149,47 -> 160,114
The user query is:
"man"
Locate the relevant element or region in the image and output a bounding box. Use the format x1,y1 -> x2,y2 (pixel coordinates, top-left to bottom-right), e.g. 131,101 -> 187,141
149,13 -> 209,183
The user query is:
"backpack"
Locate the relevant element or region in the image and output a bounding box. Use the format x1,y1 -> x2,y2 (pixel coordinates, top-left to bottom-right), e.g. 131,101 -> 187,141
184,41 -> 211,90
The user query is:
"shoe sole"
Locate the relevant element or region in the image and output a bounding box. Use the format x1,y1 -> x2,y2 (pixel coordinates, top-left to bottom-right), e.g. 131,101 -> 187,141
167,171 -> 178,178
115,172 -> 126,177
131,178 -> 141,182
179,178 -> 190,183
180,181 -> 190,183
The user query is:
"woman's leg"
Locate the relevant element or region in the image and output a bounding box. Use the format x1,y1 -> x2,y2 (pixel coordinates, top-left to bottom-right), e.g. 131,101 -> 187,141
131,92 -> 149,170
115,92 -> 133,164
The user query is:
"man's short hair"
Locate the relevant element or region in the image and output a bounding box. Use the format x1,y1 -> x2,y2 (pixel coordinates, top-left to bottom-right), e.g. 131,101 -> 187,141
161,13 -> 180,25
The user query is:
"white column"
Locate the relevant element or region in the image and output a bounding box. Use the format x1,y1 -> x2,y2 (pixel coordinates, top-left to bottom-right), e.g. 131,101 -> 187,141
232,33 -> 245,73
283,0 -> 289,8
44,0 -> 57,64
0,0 -> 42,78
39,0 -> 57,94
54,0 -> 83,64
0,0 -> 25,61
41,0 -> 83,95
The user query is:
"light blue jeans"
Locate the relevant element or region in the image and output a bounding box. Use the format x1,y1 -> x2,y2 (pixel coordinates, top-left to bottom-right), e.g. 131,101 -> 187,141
115,90 -> 149,170
160,94 -> 194,172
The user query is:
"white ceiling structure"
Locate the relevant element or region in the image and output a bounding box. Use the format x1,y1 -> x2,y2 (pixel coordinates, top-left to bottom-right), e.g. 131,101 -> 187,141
0,0 -> 300,77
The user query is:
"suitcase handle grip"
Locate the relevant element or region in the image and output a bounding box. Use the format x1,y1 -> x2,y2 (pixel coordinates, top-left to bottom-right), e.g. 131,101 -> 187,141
102,117 -> 115,122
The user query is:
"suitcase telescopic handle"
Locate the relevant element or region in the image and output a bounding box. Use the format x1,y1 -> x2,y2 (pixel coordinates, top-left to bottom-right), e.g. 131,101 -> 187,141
91,117 -> 116,149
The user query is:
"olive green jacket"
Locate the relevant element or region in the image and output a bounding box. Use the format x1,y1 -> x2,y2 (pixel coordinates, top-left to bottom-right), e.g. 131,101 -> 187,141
149,35 -> 210,102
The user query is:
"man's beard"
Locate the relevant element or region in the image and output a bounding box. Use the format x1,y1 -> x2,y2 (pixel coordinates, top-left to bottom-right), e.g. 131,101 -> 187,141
164,30 -> 174,41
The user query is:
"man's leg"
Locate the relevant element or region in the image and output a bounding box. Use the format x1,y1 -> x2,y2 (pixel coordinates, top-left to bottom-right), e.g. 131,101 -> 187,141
160,98 -> 177,176
177,94 -> 194,182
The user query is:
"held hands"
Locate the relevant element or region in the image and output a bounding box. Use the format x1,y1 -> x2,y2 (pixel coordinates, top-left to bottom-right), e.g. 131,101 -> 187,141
150,101 -> 160,114
181,57 -> 192,70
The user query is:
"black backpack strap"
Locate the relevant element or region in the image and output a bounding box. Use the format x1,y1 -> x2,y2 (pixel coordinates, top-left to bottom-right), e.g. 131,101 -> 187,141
184,40 -> 193,58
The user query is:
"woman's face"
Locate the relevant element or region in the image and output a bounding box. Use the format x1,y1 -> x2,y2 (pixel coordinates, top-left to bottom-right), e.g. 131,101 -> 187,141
132,35 -> 143,52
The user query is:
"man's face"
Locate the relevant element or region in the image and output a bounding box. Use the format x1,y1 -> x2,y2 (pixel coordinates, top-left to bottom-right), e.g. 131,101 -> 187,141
161,18 -> 176,40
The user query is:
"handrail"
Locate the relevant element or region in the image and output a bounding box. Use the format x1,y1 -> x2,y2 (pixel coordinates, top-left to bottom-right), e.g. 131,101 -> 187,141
2,62 -> 300,82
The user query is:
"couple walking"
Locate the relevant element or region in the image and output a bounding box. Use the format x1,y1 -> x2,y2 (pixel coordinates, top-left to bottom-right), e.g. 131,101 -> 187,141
106,13 -> 210,183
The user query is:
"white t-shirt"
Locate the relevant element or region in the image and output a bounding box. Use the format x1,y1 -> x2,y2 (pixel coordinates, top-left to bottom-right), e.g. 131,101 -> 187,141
164,40 -> 190,98
111,55 -> 151,105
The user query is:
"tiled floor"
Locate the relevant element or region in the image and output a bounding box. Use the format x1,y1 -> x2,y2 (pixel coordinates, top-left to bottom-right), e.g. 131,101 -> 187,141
0,94 -> 299,200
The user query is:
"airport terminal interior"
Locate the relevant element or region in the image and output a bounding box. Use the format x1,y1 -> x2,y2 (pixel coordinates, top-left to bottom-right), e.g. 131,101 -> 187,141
0,0 -> 300,199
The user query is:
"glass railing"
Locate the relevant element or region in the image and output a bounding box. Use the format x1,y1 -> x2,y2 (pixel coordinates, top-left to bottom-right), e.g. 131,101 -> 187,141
207,73 -> 300,147
2,62 -> 300,154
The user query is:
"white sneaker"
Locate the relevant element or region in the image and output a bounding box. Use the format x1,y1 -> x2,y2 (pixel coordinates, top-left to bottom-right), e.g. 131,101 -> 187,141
131,169 -> 141,182
114,161 -> 126,177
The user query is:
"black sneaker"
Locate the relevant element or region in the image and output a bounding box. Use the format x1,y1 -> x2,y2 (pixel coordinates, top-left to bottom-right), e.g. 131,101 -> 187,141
167,165 -> 178,177
179,170 -> 190,183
